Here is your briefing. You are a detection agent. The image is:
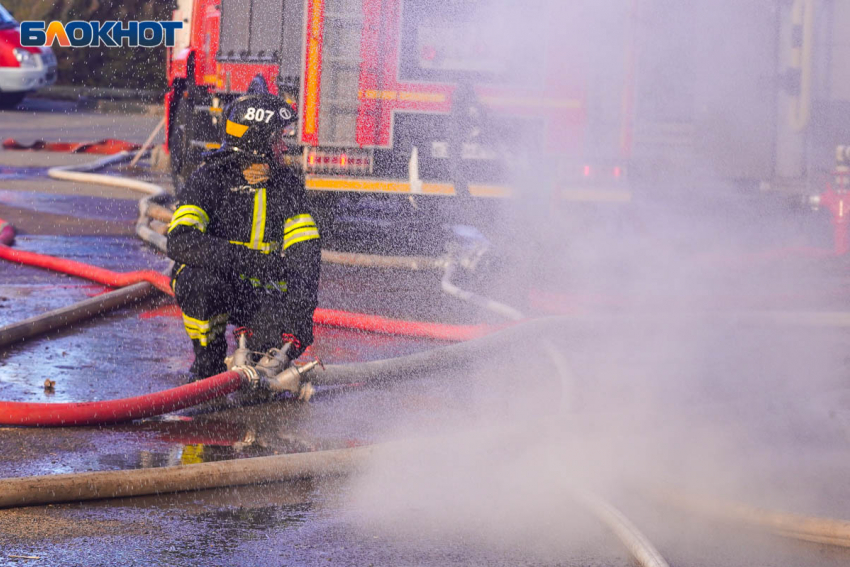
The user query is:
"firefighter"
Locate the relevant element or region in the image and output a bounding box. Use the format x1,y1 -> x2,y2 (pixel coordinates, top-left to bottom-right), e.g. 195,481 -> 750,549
166,94 -> 321,380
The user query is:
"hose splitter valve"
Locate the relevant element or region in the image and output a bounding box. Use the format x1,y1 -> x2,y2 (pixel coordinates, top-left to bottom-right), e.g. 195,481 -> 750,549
230,334 -> 319,401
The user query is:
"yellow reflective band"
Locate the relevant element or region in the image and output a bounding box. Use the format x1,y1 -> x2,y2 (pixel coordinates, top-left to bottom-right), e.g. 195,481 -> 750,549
283,213 -> 319,250
170,211 -> 204,226
169,205 -> 210,234
182,313 -> 227,330
250,188 -> 267,250
284,226 -> 319,240
284,214 -> 316,229
228,190 -> 273,253
186,330 -> 222,346
226,120 -> 249,138
168,217 -> 206,233
182,312 -> 228,346
172,264 -> 185,292
284,225 -> 320,238
284,219 -> 317,236
183,321 -> 227,333
173,205 -> 209,225
238,274 -> 264,288
283,228 -> 320,250
182,314 -> 210,330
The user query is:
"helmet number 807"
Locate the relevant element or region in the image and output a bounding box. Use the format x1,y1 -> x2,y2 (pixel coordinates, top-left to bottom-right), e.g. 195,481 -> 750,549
244,107 -> 274,123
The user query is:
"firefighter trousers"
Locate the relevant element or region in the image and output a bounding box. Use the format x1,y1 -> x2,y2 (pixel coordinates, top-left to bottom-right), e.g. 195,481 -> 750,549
172,264 -> 292,379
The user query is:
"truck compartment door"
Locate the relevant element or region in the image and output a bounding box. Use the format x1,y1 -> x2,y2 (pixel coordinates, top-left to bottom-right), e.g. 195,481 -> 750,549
219,0 -> 284,61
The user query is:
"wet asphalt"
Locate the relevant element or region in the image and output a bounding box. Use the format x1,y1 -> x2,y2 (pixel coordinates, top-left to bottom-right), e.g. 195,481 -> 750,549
0,99 -> 849,566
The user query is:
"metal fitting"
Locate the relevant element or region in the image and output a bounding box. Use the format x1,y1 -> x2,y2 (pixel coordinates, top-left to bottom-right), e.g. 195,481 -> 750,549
234,365 -> 261,389
262,360 -> 320,397
230,333 -> 252,368
255,343 -> 292,377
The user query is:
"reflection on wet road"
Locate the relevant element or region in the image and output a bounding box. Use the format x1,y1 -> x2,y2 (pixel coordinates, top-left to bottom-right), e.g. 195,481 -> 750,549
0,166 -> 46,180
0,189 -> 138,221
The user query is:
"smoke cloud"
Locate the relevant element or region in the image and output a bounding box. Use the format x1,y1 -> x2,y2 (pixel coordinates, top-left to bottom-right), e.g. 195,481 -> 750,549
318,0 -> 849,561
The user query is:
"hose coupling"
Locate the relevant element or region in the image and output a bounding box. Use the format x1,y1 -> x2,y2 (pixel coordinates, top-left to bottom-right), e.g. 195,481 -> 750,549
262,360 -> 320,398
234,365 -> 261,389
255,343 -> 292,376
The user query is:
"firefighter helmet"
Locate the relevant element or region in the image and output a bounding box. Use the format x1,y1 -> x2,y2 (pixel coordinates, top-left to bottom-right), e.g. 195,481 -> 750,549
221,94 -> 298,158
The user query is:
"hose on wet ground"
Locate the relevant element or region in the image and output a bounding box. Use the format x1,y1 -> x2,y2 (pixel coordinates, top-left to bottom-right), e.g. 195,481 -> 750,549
0,282 -> 155,348
0,445 -> 373,508
311,316 -> 553,386
0,370 -> 247,427
0,243 -> 174,295
0,317 -> 554,426
46,151 -> 171,253
47,151 -> 159,194
571,489 -> 670,567
3,289 -> 845,559
441,260 -> 524,321
0,441 -> 674,567
657,489 -> 850,549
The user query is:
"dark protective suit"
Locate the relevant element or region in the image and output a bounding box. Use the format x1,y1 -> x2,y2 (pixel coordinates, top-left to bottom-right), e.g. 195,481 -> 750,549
166,152 -> 321,378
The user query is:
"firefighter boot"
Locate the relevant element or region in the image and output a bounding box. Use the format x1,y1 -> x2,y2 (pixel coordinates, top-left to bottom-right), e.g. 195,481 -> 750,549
189,333 -> 227,380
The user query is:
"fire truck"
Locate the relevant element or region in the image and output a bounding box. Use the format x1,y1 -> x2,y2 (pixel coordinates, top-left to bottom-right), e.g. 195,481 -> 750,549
165,0 -> 850,226
165,0 -> 633,217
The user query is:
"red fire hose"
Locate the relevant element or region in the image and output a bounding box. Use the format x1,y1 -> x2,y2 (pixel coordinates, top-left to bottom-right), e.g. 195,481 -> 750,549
1,138 -> 141,154
313,308 -> 488,341
0,371 -> 245,427
0,244 -> 173,295
0,243 -> 492,342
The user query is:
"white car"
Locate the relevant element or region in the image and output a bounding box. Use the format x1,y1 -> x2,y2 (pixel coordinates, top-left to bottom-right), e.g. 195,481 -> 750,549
0,3 -> 57,108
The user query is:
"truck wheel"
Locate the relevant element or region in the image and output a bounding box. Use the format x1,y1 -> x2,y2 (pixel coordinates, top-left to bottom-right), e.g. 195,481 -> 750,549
0,92 -> 26,109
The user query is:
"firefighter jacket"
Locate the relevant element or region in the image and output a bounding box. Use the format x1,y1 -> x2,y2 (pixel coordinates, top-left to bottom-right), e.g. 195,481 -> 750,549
166,152 -> 321,352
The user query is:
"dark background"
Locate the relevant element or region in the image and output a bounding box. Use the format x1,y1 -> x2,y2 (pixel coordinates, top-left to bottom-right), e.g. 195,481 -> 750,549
4,0 -> 177,90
